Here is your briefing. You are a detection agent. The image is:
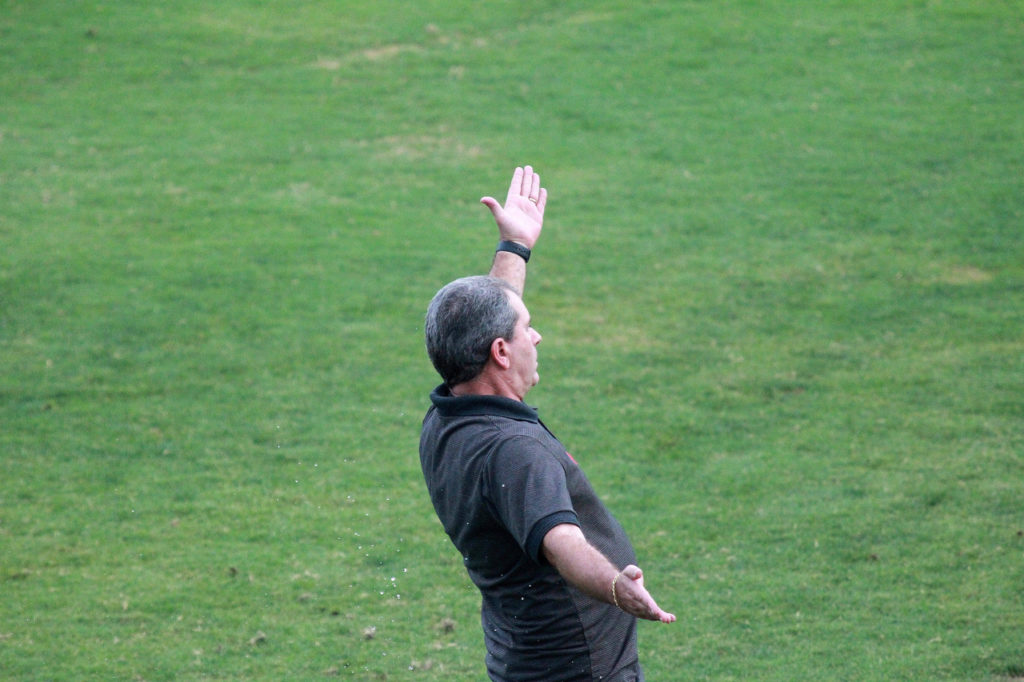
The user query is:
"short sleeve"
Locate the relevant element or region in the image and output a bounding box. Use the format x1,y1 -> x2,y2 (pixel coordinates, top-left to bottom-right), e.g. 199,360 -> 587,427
485,436 -> 580,563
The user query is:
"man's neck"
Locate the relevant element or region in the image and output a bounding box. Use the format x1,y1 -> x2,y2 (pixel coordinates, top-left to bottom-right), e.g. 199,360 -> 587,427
450,375 -> 522,401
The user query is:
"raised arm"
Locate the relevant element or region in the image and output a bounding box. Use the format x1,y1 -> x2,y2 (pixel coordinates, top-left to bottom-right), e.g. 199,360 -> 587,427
480,165 -> 548,295
542,523 -> 676,624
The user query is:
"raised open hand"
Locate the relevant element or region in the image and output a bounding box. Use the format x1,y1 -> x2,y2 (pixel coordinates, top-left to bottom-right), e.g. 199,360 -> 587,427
480,165 -> 547,249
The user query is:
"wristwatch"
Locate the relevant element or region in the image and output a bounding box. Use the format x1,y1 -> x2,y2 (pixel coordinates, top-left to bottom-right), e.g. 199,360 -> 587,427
496,240 -> 531,262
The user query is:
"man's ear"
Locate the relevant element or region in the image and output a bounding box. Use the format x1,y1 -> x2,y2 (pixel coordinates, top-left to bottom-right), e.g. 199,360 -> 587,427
490,337 -> 511,370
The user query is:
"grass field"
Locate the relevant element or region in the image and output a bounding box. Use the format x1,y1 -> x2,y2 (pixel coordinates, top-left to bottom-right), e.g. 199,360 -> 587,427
2,1 -> 1022,679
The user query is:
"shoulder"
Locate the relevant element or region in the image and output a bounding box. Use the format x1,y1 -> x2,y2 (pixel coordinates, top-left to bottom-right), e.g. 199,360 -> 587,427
485,429 -> 572,481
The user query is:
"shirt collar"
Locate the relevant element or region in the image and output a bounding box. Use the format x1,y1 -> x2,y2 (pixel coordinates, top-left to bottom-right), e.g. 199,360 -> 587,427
429,384 -> 539,422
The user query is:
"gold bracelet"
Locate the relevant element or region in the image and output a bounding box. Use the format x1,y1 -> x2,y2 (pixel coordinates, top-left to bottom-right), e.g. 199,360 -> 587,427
611,570 -> 624,609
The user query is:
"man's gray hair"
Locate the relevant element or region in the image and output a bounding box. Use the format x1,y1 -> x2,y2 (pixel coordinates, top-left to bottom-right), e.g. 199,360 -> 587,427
425,276 -> 519,386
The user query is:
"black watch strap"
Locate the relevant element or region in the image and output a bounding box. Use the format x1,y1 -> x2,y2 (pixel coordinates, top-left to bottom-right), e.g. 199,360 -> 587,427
496,240 -> 531,262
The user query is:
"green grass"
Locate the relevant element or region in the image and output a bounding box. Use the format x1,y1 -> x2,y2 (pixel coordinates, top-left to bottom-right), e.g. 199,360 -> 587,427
2,0 -> 1022,679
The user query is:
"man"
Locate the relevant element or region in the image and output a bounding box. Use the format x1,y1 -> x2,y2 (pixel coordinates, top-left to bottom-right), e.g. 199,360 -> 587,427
420,166 -> 675,681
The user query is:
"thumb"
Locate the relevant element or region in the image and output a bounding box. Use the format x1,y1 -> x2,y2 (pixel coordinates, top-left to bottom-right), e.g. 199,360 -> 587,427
480,196 -> 503,217
622,565 -> 644,581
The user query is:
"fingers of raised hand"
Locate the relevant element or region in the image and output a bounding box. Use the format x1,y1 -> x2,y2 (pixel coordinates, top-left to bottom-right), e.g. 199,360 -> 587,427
506,165 -> 543,206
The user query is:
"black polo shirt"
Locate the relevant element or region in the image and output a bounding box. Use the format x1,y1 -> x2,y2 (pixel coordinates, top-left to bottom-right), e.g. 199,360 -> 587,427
420,385 -> 642,681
